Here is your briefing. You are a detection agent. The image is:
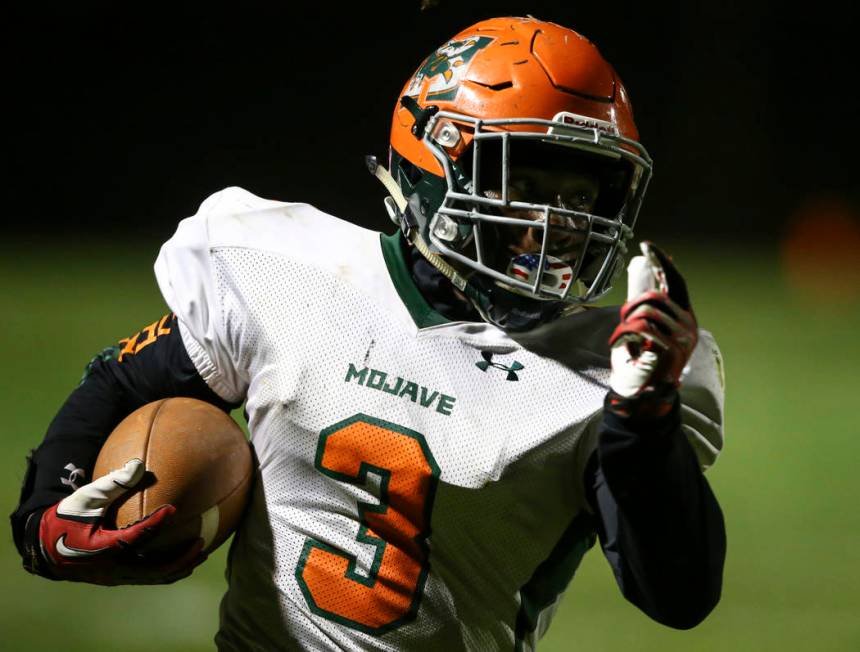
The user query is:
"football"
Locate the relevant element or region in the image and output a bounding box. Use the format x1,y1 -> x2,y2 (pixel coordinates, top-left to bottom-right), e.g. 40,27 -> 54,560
92,397 -> 253,560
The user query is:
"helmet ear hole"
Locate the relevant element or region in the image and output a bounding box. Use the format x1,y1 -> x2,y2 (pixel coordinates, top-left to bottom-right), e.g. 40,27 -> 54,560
395,154 -> 425,193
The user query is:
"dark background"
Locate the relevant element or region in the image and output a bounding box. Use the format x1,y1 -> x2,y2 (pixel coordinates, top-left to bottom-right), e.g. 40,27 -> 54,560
4,5 -> 860,650
6,1 -> 858,244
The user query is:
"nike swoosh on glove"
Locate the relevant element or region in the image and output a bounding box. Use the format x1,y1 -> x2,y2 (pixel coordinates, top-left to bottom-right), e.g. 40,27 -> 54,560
608,242 -> 698,412
38,458 -> 205,585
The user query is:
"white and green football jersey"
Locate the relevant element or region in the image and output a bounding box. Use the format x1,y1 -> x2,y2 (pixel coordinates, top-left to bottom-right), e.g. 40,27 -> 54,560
154,187 -> 724,651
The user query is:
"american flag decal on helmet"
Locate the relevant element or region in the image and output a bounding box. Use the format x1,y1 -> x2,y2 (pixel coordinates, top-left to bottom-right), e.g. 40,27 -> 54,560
508,254 -> 574,291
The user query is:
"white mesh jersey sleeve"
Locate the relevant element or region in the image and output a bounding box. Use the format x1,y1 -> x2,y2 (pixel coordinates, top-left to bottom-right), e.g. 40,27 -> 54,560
678,328 -> 725,469
153,187 -> 272,404
153,185 -> 390,406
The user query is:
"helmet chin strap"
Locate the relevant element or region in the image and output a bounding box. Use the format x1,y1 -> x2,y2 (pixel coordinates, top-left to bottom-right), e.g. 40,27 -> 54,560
366,155 -> 470,294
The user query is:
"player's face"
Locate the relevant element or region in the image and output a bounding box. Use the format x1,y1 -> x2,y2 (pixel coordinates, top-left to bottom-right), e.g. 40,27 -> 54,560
484,166 -> 601,265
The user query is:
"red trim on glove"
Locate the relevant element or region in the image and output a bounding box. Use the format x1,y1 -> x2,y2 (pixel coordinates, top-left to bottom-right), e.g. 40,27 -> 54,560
38,503 -> 205,585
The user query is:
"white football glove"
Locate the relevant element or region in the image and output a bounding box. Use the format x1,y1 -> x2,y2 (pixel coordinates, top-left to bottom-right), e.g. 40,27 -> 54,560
37,458 -> 204,584
608,242 -> 698,400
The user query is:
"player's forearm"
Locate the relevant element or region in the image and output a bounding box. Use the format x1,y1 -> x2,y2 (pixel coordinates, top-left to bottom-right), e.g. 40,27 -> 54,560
11,356 -> 142,571
589,390 -> 726,629
9,315 -> 236,573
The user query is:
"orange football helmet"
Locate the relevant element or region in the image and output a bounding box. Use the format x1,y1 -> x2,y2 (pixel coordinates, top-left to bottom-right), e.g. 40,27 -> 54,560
375,16 -> 652,331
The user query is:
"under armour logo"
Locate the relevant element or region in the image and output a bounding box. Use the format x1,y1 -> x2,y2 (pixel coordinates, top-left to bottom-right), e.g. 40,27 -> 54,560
60,463 -> 86,491
475,351 -> 524,381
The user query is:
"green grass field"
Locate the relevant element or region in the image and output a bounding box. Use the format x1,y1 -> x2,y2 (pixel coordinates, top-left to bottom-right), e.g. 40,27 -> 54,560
1,237 -> 858,651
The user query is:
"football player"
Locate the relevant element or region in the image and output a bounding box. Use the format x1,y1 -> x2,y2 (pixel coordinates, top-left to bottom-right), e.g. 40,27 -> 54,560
11,17 -> 726,650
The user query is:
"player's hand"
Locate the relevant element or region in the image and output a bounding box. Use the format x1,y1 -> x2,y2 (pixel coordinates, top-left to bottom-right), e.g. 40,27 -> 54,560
38,458 -> 206,585
608,242 -> 698,402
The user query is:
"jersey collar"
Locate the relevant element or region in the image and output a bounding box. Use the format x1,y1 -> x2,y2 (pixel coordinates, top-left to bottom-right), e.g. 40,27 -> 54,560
379,232 -> 451,330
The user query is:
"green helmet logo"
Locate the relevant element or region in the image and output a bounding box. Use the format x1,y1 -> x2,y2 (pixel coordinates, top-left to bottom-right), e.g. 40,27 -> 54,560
405,35 -> 494,102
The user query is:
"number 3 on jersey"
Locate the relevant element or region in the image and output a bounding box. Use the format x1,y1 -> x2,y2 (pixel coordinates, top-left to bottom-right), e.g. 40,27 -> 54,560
296,414 -> 440,635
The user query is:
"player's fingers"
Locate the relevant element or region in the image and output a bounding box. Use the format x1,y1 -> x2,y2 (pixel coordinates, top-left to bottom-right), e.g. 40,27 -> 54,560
637,329 -> 669,350
57,459 -> 145,518
94,504 -> 177,550
620,290 -> 677,321
627,306 -> 695,354
158,538 -> 208,582
622,292 -> 696,336
124,503 -> 177,540
119,537 -> 207,585
651,293 -> 696,329
626,303 -> 685,335
612,321 -> 670,350
643,294 -> 698,352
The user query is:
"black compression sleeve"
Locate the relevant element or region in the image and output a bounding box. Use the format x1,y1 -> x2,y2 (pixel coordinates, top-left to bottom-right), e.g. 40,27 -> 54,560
585,390 -> 726,629
9,313 -> 239,570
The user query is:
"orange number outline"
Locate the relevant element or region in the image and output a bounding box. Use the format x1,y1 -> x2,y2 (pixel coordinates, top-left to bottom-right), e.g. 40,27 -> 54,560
295,413 -> 440,635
